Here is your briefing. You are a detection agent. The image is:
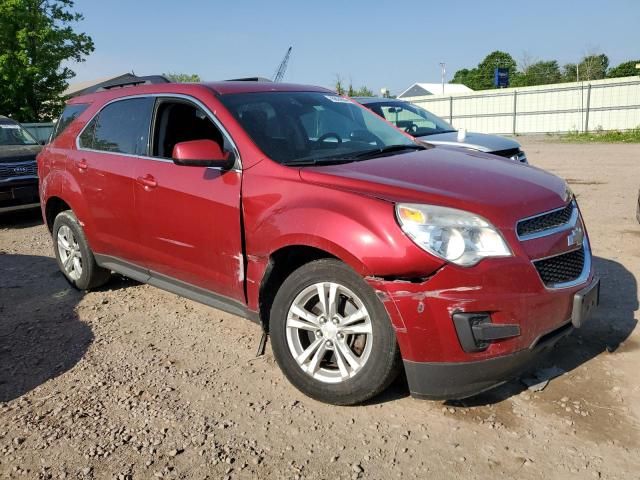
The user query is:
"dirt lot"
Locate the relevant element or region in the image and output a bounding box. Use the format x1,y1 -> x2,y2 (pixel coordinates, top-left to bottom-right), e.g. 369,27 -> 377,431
1,138 -> 639,479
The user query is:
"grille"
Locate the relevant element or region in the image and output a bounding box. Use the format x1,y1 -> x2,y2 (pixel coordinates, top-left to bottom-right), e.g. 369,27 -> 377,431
517,202 -> 574,238
533,247 -> 585,286
0,162 -> 37,181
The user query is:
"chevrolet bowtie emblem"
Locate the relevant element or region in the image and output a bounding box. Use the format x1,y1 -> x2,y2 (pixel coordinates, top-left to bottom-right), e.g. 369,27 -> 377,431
567,225 -> 584,248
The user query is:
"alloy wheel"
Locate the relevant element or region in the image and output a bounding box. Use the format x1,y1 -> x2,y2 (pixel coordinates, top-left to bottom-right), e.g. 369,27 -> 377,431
285,282 -> 373,383
57,225 -> 83,281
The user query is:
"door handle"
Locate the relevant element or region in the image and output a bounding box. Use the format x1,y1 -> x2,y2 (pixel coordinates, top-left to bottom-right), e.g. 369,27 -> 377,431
136,175 -> 158,189
76,159 -> 88,171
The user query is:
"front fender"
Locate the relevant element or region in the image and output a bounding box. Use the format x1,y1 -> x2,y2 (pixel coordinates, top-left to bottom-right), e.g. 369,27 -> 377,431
242,166 -> 444,310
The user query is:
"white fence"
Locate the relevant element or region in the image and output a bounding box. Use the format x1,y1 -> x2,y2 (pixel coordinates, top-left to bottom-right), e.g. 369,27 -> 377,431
403,76 -> 640,135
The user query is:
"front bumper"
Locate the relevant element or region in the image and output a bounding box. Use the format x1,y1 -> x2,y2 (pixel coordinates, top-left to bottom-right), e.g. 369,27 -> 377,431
367,252 -> 598,399
404,319 -> 573,399
0,179 -> 39,213
405,273 -> 599,399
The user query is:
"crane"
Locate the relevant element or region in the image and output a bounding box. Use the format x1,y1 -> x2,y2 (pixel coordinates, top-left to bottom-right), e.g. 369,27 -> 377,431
272,46 -> 292,83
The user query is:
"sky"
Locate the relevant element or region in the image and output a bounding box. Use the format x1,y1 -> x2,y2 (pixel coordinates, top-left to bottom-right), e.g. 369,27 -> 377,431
69,0 -> 640,95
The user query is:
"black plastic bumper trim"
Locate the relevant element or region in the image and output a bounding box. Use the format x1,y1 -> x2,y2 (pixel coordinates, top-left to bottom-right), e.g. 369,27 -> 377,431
404,322 -> 573,400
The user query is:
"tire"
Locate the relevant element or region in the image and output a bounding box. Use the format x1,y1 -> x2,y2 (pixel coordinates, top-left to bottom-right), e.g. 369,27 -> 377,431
270,259 -> 401,405
52,210 -> 111,290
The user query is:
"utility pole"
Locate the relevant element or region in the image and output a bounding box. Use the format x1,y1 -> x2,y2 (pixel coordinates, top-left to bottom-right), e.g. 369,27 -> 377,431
439,62 -> 446,95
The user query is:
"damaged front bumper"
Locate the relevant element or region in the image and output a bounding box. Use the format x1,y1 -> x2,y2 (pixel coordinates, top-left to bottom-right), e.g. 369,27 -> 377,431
366,257 -> 598,400
404,320 -> 573,399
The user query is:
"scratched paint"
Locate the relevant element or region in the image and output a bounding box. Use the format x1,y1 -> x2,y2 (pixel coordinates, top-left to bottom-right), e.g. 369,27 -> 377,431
234,253 -> 245,282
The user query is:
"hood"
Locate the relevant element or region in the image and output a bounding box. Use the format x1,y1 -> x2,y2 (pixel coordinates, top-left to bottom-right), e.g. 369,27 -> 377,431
417,131 -> 520,153
0,144 -> 41,163
299,147 -> 567,230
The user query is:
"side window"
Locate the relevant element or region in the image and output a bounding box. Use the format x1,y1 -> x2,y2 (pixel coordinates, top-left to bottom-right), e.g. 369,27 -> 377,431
51,104 -> 89,141
151,100 -> 234,160
80,97 -> 154,155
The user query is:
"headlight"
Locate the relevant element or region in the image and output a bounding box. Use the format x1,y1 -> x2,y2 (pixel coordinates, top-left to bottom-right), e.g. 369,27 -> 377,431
396,204 -> 512,267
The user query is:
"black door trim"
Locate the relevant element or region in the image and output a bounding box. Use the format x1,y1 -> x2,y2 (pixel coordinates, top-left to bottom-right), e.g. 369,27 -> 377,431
94,254 -> 259,323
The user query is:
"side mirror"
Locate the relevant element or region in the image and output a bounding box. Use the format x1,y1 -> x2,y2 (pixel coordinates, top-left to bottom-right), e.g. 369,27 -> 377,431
172,139 -> 234,169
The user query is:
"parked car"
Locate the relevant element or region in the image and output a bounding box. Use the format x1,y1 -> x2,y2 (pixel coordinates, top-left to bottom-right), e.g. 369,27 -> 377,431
0,116 -> 42,213
38,81 -> 599,405
355,97 -> 528,163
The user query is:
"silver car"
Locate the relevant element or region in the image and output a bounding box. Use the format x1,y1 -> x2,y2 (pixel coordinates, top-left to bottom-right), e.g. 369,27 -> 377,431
355,97 -> 527,164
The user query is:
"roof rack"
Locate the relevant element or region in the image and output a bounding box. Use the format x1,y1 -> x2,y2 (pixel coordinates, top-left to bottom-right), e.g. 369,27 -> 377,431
98,74 -> 171,91
224,77 -> 272,82
71,74 -> 171,97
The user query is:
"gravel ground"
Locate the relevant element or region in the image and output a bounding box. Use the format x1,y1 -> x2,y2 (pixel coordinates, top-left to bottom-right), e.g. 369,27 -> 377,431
1,138 -> 639,479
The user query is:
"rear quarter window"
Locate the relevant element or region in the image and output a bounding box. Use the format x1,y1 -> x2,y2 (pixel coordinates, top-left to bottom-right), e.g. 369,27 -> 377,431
51,104 -> 89,141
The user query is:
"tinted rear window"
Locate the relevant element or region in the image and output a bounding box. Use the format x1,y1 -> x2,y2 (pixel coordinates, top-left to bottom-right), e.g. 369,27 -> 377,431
51,104 -> 89,141
79,97 -> 154,155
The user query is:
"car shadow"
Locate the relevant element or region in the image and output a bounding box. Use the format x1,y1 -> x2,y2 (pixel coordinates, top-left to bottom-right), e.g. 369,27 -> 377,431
0,253 -> 92,403
445,255 -> 638,407
0,208 -> 43,229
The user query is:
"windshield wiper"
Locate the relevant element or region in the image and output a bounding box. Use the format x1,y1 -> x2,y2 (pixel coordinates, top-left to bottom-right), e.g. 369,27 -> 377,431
351,144 -> 425,159
282,157 -> 358,166
282,144 -> 425,166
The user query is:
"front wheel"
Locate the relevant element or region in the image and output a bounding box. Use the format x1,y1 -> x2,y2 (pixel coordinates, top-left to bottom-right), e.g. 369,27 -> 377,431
270,259 -> 401,405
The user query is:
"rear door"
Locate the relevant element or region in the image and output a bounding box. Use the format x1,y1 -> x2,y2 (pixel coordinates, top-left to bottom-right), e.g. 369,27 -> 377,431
73,97 -> 155,262
132,96 -> 245,302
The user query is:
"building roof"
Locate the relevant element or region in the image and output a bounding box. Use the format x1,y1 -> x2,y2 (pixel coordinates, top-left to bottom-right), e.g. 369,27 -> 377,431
397,82 -> 472,98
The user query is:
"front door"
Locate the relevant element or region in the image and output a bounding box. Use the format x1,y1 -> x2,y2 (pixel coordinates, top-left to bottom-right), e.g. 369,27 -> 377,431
133,97 -> 245,303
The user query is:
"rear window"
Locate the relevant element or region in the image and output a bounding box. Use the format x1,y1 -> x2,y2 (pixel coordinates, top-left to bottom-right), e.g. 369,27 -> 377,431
79,98 -> 154,155
51,104 -> 89,141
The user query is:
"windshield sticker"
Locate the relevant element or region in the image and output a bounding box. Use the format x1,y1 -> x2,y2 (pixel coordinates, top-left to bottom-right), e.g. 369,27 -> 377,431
325,95 -> 352,104
0,124 -> 20,129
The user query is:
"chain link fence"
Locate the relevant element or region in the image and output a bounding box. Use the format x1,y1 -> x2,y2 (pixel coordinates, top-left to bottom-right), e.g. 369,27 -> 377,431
404,76 -> 640,135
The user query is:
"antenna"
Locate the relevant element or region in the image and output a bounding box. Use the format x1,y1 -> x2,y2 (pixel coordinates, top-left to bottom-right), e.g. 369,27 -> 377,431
273,46 -> 292,83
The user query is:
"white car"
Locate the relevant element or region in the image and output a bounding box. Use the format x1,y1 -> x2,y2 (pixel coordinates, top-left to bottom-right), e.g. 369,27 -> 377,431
356,97 -> 528,163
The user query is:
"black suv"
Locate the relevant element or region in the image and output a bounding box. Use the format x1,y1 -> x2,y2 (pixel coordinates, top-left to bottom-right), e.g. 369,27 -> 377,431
0,116 -> 41,213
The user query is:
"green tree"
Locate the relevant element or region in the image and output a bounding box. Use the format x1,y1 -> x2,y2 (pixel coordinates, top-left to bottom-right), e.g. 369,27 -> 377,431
350,86 -> 374,97
164,72 -> 201,83
450,68 -> 476,86
512,60 -> 562,87
0,0 -> 94,121
333,75 -> 373,97
562,63 -> 578,82
450,51 -> 519,90
334,74 -> 345,95
578,54 -> 609,81
607,60 -> 640,78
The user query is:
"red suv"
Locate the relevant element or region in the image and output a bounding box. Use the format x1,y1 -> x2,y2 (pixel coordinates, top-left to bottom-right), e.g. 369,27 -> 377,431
38,81 -> 600,405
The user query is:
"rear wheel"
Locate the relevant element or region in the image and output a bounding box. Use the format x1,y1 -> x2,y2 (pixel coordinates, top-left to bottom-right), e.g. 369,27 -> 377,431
270,259 -> 401,405
53,210 -> 110,290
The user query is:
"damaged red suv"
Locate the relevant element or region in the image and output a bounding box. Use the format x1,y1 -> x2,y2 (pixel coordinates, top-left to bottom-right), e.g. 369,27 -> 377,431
38,81 -> 600,405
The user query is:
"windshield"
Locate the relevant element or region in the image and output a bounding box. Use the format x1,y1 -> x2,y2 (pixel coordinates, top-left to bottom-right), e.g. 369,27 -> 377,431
366,101 -> 455,137
0,120 -> 38,146
219,92 -> 417,165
